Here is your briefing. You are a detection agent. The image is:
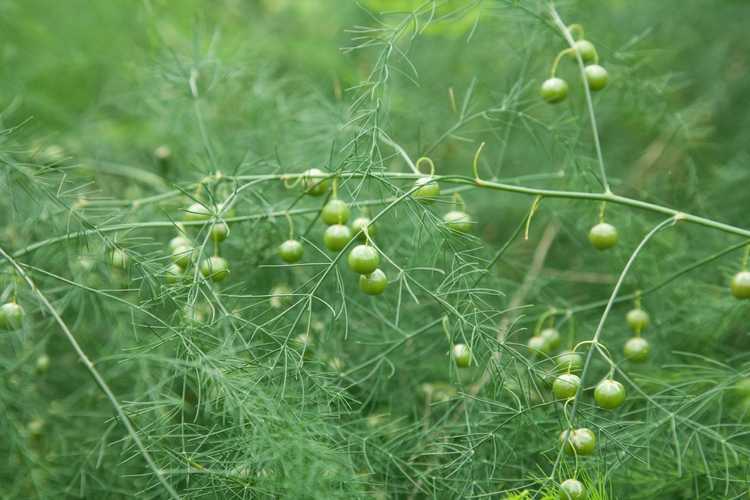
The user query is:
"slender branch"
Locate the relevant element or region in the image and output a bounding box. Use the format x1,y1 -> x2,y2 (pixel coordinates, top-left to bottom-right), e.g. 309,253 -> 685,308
548,3 -> 611,194
545,216 -> 677,487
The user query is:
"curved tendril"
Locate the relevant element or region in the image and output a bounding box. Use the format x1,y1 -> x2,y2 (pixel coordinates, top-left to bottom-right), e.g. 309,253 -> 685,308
415,156 -> 436,176
524,195 -> 543,240
441,315 -> 451,342
282,175 -> 302,189
472,142 -> 486,181
567,23 -> 585,40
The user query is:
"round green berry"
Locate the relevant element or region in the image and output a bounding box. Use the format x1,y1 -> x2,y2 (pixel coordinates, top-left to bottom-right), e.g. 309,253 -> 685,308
0,302 -> 25,331
324,224 -> 352,252
279,239 -> 304,263
584,64 -> 608,91
321,199 -> 351,225
556,351 -> 583,373
731,271 -> 750,299
200,256 -> 229,282
528,335 -> 549,356
560,428 -> 596,456
540,328 -> 561,351
540,77 -> 569,104
572,39 -> 597,63
594,379 -> 626,410
348,245 -> 380,274
588,222 -> 618,250
559,478 -> 586,500
552,373 -> 581,400
171,245 -> 194,269
624,337 -> 650,362
443,211 -> 472,233
303,168 -> 329,196
413,176 -> 440,202
210,222 -> 229,242
169,235 -> 192,251
359,268 -> 388,295
452,343 -> 472,368
626,308 -> 650,333
184,202 -> 212,222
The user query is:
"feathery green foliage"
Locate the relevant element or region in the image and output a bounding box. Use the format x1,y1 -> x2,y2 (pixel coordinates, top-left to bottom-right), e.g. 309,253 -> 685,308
2,1 -> 750,499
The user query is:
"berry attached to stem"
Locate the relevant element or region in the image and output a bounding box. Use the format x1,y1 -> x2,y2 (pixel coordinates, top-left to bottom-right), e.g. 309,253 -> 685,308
279,239 -> 304,263
730,271 -> 750,299
584,64 -> 608,91
540,77 -> 569,104
588,222 -> 618,250
452,343 -> 472,368
594,378 -> 626,409
359,269 -> 387,295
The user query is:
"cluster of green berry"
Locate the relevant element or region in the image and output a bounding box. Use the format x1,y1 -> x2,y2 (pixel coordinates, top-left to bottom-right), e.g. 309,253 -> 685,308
540,27 -> 609,105
277,169 -> 386,295
174,202 -> 231,282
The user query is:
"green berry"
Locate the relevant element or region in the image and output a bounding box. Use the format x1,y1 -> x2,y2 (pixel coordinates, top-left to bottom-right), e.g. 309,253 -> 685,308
588,222 -> 618,250
624,337 -> 650,362
36,354 -> 50,373
0,302 -> 25,331
556,351 -> 583,373
348,245 -> 380,274
321,199 -> 350,225
210,222 -> 229,242
359,268 -> 387,295
324,224 -> 352,252
594,379 -> 626,410
171,245 -> 194,269
731,271 -> 750,299
413,176 -> 440,202
540,328 -> 561,351
560,428 -> 596,456
540,77 -> 569,104
626,308 -> 650,332
584,64 -> 608,91
552,373 -> 581,400
303,168 -> 329,196
572,39 -> 597,63
169,235 -> 192,251
200,256 -> 229,282
528,336 -> 549,357
452,343 -> 472,368
443,211 -> 472,233
279,239 -> 304,263
184,202 -> 212,222
559,478 -> 586,500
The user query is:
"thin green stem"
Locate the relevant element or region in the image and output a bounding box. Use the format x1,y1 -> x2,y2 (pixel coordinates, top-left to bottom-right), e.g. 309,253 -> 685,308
549,4 -> 611,194
568,216 -> 677,424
